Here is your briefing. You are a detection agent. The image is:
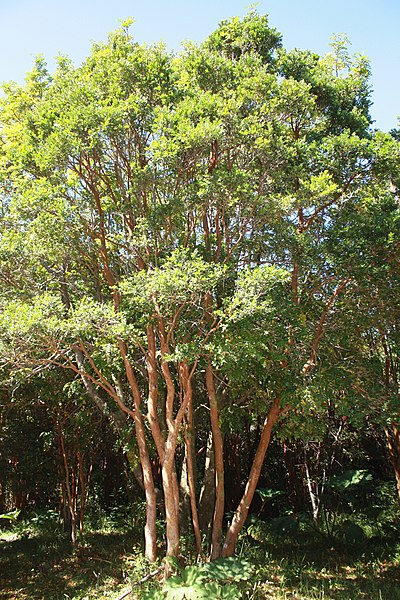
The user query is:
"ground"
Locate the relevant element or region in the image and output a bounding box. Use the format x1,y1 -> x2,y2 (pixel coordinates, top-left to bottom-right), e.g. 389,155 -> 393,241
1,524 -> 400,599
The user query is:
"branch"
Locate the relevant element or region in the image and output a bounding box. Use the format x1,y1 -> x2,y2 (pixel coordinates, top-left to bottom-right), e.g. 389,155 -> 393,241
302,279 -> 350,375
303,175 -> 358,231
166,302 -> 188,346
189,317 -> 221,379
52,347 -> 136,421
115,566 -> 164,600
76,338 -> 118,399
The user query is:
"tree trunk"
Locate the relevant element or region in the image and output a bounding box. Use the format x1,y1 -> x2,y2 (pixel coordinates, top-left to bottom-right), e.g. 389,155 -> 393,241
198,430 -> 215,535
206,364 -> 225,560
162,448 -> 180,560
385,424 -> 400,499
119,340 -> 158,562
184,380 -> 202,555
134,407 -> 158,563
57,424 -> 77,545
159,360 -> 194,564
222,399 -> 282,557
304,454 -> 320,526
179,449 -> 191,533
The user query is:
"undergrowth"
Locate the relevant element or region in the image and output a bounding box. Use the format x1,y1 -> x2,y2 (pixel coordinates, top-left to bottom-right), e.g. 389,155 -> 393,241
1,507 -> 400,599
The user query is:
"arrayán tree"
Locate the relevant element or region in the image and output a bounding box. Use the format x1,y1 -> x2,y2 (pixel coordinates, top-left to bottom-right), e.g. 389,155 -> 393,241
0,11 -> 399,563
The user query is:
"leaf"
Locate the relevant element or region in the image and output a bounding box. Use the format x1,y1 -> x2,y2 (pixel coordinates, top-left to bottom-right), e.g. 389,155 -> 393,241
256,487 -> 284,500
0,510 -> 21,521
162,566 -> 208,600
179,566 -> 207,585
202,557 -> 253,581
165,555 -> 182,574
202,582 -> 221,597
142,590 -> 166,600
327,469 -> 372,491
218,583 -> 242,599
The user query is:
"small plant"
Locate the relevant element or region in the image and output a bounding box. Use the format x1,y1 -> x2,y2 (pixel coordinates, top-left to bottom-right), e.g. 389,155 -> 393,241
142,557 -> 253,599
256,487 -> 284,516
201,556 -> 253,581
27,509 -> 62,536
0,510 -> 21,537
0,509 -> 21,522
162,566 -> 210,600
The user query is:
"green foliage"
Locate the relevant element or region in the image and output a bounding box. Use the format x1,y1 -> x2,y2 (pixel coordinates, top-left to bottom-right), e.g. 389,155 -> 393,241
25,510 -> 62,537
201,557 -> 253,581
205,10 -> 282,64
270,516 -> 299,536
337,519 -> 367,543
142,559 -> 252,599
327,469 -> 373,492
0,294 -> 63,337
0,510 -> 20,522
143,590 -> 166,600
120,249 -> 224,316
224,265 -> 290,322
256,487 -> 284,501
162,566 -> 208,600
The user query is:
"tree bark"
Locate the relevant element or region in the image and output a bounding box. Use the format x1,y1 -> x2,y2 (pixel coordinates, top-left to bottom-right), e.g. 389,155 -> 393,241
179,446 -> 191,533
160,360 -> 193,562
183,373 -> 202,555
206,363 -> 225,560
385,423 -> 400,499
198,430 -> 215,535
57,424 -> 77,545
162,442 -> 181,560
118,339 -> 157,562
222,399 -> 282,557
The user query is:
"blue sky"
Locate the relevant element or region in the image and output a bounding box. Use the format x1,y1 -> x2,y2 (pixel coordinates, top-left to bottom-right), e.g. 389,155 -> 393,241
0,0 -> 399,131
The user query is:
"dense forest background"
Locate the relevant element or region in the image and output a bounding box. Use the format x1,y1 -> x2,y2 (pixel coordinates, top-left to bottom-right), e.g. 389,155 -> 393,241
0,11 -> 399,599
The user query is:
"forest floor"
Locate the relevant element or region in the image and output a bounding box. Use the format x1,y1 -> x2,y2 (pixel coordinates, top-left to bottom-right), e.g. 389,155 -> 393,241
1,523 -> 400,599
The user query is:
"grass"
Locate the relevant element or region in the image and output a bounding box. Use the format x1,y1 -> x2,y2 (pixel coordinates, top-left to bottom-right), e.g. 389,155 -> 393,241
1,516 -> 400,599
240,526 -> 400,599
0,528 -> 150,600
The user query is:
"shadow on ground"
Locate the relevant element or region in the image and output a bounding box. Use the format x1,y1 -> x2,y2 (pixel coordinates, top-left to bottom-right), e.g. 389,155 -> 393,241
0,530 -> 137,599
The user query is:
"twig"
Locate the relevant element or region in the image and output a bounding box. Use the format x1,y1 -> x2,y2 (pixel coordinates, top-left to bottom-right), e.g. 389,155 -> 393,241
116,566 -> 164,600
115,589 -> 134,600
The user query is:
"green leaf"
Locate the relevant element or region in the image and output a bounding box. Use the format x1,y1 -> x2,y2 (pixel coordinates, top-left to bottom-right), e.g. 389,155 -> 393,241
0,510 -> 21,521
256,487 -> 284,500
162,566 -> 208,600
327,469 -> 372,491
218,583 -> 242,599
165,555 -> 182,574
142,590 -> 166,600
202,557 -> 253,581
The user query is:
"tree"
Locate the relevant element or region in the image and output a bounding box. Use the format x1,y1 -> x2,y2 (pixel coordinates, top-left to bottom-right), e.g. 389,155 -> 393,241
0,11 -> 399,564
